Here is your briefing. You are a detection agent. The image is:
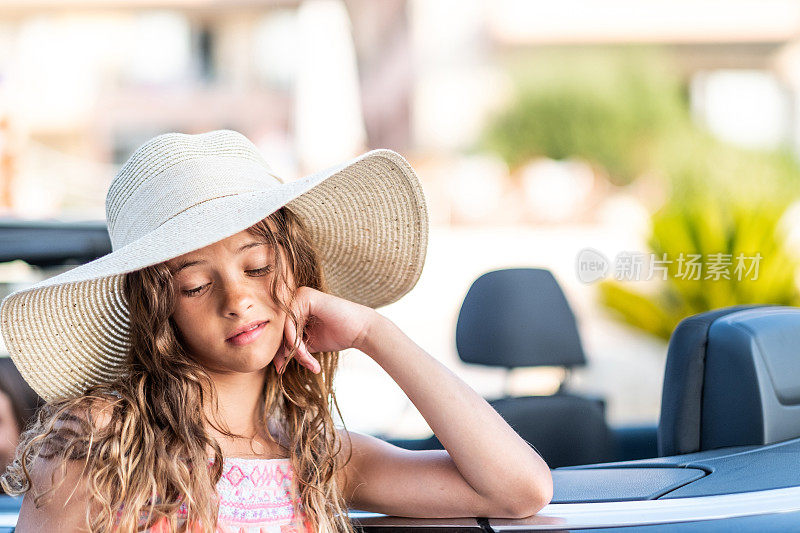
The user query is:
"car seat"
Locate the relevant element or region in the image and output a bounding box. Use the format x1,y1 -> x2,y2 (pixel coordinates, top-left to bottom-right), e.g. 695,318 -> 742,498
386,268 -> 616,468
657,304 -> 800,456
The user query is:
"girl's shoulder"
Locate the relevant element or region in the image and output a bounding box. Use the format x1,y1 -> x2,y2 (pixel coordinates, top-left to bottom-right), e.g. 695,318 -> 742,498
54,391 -> 124,432
11,395 -> 122,530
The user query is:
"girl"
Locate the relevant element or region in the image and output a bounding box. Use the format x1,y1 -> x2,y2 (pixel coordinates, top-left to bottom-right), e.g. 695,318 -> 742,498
0,130 -> 552,532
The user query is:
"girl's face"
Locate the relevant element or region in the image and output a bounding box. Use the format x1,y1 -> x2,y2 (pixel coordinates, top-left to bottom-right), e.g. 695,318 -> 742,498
166,227 -> 294,376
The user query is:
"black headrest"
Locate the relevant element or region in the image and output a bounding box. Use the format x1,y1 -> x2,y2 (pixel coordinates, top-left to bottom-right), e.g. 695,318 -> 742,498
658,305 -> 800,456
455,268 -> 586,368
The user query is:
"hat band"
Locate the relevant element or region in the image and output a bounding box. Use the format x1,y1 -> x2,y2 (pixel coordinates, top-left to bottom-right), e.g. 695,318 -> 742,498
109,156 -> 281,249
153,192 -> 249,232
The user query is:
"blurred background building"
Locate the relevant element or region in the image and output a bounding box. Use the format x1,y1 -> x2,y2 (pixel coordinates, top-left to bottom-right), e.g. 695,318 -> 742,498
1,0 -> 800,437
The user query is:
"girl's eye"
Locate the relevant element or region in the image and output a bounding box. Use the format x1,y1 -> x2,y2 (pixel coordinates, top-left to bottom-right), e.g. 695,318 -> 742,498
182,283 -> 209,297
247,265 -> 274,276
180,265 -> 273,297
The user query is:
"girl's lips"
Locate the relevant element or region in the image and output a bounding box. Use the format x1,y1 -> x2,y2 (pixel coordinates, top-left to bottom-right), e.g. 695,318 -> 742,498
226,321 -> 268,346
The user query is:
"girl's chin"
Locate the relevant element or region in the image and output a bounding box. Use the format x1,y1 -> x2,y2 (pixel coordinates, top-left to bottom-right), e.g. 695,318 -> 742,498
201,352 -> 279,375
188,340 -> 281,372
230,354 -> 278,372
210,362 -> 276,376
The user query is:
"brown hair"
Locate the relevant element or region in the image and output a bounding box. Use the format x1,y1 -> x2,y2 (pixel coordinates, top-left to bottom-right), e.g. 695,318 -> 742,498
1,206 -> 355,533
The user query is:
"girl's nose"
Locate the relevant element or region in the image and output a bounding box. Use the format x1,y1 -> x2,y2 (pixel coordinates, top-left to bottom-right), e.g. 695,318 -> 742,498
220,281 -> 255,317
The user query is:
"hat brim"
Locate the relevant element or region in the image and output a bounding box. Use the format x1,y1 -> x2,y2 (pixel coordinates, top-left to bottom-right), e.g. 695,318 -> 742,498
0,149 -> 428,401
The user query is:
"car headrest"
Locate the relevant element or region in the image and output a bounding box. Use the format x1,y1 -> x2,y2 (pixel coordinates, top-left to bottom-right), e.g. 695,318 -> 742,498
658,305 -> 800,456
455,268 -> 586,368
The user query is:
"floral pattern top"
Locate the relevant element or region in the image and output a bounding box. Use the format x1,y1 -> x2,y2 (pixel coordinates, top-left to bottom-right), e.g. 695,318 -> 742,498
146,457 -> 313,533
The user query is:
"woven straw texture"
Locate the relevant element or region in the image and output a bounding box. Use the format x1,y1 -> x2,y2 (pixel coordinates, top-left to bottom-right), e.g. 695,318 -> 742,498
0,130 -> 428,401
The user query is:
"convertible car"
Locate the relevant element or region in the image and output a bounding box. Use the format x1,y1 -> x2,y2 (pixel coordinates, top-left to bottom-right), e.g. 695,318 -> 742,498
0,220 -> 798,532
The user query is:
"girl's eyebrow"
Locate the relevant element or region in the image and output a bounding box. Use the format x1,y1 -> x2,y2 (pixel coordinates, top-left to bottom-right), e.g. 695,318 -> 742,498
170,241 -> 270,275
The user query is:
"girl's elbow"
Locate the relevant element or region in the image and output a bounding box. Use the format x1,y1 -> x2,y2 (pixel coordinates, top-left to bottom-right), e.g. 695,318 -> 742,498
532,471 -> 554,513
502,469 -> 553,519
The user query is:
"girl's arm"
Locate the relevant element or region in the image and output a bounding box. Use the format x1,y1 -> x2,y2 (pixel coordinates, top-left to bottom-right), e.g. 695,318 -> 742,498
277,287 -> 553,518
14,400 -> 114,532
15,457 -> 93,533
338,313 -> 552,518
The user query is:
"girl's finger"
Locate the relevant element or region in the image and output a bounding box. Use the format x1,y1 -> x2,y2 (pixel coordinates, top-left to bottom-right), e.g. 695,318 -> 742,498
279,317 -> 304,374
275,341 -> 319,374
275,337 -> 294,374
280,293 -> 320,373
282,300 -> 304,356
298,340 -> 320,373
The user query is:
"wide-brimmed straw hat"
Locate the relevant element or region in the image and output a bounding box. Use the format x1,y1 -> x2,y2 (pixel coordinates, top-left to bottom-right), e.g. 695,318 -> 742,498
0,130 -> 429,402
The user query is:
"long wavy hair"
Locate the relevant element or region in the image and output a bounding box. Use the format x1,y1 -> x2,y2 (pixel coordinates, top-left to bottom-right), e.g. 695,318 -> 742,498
1,206 -> 355,533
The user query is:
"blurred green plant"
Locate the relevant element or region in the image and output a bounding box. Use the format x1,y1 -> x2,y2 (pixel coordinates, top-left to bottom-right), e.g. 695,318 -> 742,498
599,193 -> 800,340
481,47 -> 689,185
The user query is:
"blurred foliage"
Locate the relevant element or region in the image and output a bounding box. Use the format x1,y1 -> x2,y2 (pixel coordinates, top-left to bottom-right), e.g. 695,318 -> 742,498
482,47 -> 690,185
599,195 -> 800,340
482,47 -> 800,339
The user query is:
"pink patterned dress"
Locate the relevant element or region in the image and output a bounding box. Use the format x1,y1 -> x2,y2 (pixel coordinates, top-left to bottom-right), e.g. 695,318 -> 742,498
146,457 -> 314,533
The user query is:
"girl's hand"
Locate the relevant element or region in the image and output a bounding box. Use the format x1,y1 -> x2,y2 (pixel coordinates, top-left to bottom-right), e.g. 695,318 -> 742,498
273,286 -> 376,374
